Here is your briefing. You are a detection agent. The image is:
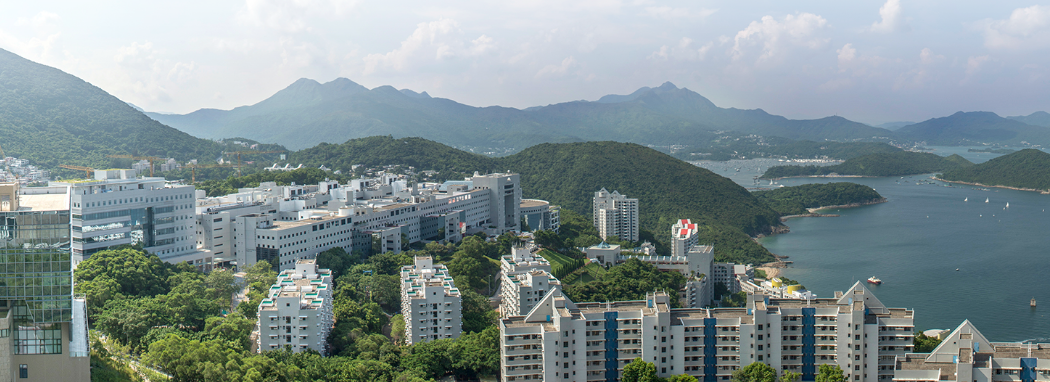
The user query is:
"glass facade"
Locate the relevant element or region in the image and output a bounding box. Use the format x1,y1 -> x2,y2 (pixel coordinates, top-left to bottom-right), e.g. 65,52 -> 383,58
0,210 -> 73,324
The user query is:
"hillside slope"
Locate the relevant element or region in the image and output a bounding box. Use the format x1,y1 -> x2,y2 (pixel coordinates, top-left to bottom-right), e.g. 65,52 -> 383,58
1007,111 -> 1050,127
0,48 -> 224,169
939,149 -> 1050,191
895,112 -> 1050,145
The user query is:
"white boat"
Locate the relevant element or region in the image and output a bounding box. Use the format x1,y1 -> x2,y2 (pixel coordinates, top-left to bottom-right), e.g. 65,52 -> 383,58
866,276 -> 882,285
1005,202 -> 1009,208
964,197 -> 968,202
985,198 -> 989,203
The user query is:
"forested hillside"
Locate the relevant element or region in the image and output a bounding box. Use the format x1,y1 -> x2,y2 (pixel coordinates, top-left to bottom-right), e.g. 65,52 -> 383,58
753,183 -> 885,215
761,152 -> 973,178
201,137 -> 783,264
939,149 -> 1050,191
0,48 -> 225,169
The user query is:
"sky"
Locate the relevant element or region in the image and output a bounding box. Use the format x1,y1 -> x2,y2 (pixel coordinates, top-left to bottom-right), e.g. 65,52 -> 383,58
1,0 -> 1049,125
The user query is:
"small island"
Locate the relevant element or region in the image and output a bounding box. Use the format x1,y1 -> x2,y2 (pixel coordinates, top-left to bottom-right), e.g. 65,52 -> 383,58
761,151 -> 973,179
752,182 -> 886,218
938,149 -> 1050,193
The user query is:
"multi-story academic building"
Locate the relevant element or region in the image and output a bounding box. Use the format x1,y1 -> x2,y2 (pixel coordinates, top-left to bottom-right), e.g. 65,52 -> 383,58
499,281 -> 913,382
256,259 -> 334,354
671,219 -> 700,257
0,183 -> 89,381
400,256 -> 462,345
520,199 -> 560,232
195,172 -> 524,271
57,169 -> 202,266
593,188 -> 639,242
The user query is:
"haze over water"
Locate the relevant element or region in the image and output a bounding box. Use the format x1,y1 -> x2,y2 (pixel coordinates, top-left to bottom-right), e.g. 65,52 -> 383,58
701,147 -> 1050,342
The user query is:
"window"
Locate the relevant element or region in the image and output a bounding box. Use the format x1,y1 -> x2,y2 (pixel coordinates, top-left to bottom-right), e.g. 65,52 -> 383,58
19,364 -> 27,379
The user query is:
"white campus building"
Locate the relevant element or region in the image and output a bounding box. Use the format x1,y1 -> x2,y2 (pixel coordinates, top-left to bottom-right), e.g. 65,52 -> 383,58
499,281 -> 914,382
256,259 -> 334,354
501,245 -> 552,276
586,243 -> 717,308
56,169 -> 204,267
400,257 -> 463,345
593,188 -> 639,242
520,199 -> 560,232
193,172 -> 524,271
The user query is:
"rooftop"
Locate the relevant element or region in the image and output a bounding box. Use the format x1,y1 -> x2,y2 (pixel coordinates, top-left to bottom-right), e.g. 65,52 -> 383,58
18,193 -> 69,211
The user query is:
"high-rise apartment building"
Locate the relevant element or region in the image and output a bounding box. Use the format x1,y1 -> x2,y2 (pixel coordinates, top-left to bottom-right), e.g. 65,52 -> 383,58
593,188 -> 639,242
0,183 -> 90,381
499,269 -> 562,318
671,219 -> 700,257
499,281 -> 912,382
57,169 -> 202,266
256,259 -> 334,354
400,257 -> 462,345
893,320 -> 1050,382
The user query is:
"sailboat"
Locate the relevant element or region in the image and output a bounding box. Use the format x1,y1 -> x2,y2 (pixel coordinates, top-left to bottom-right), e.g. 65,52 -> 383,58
985,198 -> 989,203
964,197 -> 968,202
1005,202 -> 1009,208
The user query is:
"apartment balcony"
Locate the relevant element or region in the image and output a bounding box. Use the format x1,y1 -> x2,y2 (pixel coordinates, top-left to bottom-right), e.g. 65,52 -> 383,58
504,358 -> 543,367
503,367 -> 543,377
504,347 -> 544,356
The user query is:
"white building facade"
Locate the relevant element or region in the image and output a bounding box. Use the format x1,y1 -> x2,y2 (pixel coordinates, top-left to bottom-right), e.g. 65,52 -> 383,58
500,269 -> 562,318
592,188 -> 639,242
59,169 -> 203,266
256,259 -> 334,354
671,219 -> 701,257
499,281 -> 913,382
400,257 -> 463,345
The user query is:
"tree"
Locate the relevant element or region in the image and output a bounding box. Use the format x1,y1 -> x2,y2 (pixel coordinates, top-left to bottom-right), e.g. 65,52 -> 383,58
668,375 -> 700,382
732,362 -> 777,382
816,364 -> 845,382
460,288 -> 497,333
391,314 -> 406,345
74,247 -> 171,316
914,332 -> 942,353
622,358 -> 662,382
317,247 -> 359,280
781,371 -> 802,382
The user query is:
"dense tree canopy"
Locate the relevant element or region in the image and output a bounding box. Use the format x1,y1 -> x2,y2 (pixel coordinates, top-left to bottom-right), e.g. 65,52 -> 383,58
940,149 -> 1050,191
762,152 -> 973,179
753,182 -> 884,216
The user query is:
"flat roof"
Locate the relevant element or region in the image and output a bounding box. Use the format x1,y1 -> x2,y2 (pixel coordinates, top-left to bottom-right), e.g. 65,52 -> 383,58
520,199 -> 549,208
18,193 -> 69,211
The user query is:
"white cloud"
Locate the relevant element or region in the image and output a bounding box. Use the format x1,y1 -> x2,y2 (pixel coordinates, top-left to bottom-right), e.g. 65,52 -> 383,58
237,0 -> 361,33
894,48 -> 943,90
649,37 -> 713,61
363,19 -> 493,75
870,0 -> 906,33
919,47 -> 943,65
837,43 -> 856,70
535,56 -> 578,78
731,13 -> 829,64
980,5 -> 1050,50
644,6 -> 717,20
0,11 -> 63,66
109,41 -> 197,104
965,55 -> 991,78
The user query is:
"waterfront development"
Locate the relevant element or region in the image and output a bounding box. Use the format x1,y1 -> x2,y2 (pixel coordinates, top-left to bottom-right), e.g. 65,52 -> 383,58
698,147 -> 1050,342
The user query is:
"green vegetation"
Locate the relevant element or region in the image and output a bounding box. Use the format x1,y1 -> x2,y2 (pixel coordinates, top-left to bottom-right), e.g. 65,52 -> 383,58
762,152 -> 973,179
561,262 -> 608,284
732,362 -> 777,382
538,249 -> 586,279
753,182 -> 884,215
80,240 -> 503,381
622,358 -> 698,382
0,48 -> 231,172
564,258 -> 687,308
914,332 -> 944,353
940,149 -> 1050,191
194,168 -> 350,196
213,138 -> 783,265
816,364 -> 846,382
896,111 -> 1050,146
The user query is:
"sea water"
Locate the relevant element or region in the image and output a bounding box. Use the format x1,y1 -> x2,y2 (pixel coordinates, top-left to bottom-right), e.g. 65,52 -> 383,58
696,147 -> 1050,341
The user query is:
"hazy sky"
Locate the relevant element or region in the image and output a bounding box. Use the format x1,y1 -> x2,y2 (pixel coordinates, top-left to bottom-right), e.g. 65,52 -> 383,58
2,1 -> 1048,124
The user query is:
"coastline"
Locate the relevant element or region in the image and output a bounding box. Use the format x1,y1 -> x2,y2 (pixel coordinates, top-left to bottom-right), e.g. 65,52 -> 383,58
757,198 -> 888,275
763,174 -> 874,181
932,176 -> 1050,195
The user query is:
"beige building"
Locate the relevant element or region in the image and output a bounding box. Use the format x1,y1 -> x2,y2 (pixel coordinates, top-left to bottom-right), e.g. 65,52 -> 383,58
400,257 -> 463,344
256,259 -> 334,354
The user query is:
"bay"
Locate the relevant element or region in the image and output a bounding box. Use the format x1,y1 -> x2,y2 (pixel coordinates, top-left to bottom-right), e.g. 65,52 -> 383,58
694,147 -> 1050,342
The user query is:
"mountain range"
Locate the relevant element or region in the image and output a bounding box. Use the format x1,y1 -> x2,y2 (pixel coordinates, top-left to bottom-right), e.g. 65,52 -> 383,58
147,77 -> 1050,152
